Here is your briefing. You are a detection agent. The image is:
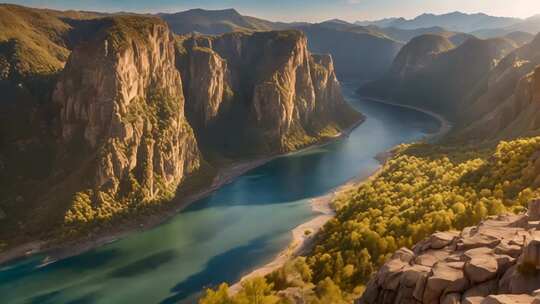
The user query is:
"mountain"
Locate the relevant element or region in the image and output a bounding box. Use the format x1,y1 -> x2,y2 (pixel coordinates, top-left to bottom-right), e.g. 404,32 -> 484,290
0,12 -> 204,241
177,31 -> 362,157
388,34 -> 455,77
358,11 -> 521,33
291,23 -> 403,80
159,8 -> 286,35
458,34 -> 540,140
355,17 -> 406,28
512,15 -> 540,33
473,16 -> 540,38
159,9 -> 402,80
371,25 -> 475,45
503,31 -> 536,46
0,5 -> 361,249
361,34 -> 518,119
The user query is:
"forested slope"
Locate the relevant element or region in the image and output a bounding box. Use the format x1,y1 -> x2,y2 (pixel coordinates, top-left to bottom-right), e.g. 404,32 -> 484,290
200,136 -> 540,303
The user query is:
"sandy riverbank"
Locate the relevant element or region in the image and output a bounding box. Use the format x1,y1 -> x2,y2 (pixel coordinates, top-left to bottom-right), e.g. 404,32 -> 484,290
229,170 -> 377,293
229,97 -> 452,293
0,117 -> 365,266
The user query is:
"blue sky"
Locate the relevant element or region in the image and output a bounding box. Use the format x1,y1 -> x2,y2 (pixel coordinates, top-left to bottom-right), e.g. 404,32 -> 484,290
5,0 -> 540,22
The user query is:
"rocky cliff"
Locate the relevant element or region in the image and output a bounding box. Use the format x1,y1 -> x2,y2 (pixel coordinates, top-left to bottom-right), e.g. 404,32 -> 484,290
53,16 -> 201,225
359,200 -> 540,304
0,8 -> 362,248
159,8 -> 403,81
178,31 -> 362,157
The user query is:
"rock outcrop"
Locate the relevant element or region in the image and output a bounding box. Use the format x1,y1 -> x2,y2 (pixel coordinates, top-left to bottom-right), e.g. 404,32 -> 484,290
358,200 -> 540,304
178,31 -> 362,156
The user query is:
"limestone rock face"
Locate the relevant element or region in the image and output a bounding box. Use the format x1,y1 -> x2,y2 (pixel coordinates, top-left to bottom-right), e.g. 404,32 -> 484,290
53,16 -> 201,209
179,37 -> 232,130
178,31 -> 362,156
358,212 -> 540,304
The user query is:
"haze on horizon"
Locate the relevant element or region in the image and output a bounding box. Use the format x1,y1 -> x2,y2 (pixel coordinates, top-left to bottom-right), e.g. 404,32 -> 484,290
3,0 -> 540,23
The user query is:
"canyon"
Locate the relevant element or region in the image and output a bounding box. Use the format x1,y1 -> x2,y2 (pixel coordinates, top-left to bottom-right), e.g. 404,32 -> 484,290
0,5 -> 361,254
5,3 -> 540,304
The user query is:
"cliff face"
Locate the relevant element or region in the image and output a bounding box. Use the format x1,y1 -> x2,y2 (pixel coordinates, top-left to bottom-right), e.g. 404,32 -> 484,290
0,10 -> 361,244
359,201 -> 540,304
53,16 -> 201,223
178,31 -> 361,156
460,34 -> 540,140
159,8 -> 403,81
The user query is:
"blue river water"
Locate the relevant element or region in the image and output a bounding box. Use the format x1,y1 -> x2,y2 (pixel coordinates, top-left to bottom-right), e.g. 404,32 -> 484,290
0,82 -> 440,304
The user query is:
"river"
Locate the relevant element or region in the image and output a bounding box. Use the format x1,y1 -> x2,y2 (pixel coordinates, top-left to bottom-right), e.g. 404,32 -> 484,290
0,82 -> 440,304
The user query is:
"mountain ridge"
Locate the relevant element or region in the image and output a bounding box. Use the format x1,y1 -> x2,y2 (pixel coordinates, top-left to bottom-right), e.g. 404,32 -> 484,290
357,11 -> 522,33
360,33 -> 518,120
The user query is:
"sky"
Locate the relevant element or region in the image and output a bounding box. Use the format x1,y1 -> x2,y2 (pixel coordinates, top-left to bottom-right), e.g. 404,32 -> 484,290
4,0 -> 540,22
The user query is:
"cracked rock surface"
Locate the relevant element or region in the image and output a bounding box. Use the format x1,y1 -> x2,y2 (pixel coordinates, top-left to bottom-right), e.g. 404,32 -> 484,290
358,200 -> 540,304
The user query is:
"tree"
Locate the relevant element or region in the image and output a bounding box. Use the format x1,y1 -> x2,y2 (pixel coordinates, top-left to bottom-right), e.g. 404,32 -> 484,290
315,277 -> 347,304
235,277 -> 280,304
199,283 -> 233,304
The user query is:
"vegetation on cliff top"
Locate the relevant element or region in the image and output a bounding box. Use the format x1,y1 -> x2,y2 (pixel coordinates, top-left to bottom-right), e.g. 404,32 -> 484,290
0,4 -> 101,78
104,15 -> 168,51
200,136 -> 540,303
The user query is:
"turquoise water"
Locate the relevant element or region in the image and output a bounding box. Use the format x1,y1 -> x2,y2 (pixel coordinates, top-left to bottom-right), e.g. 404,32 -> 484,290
0,83 -> 440,304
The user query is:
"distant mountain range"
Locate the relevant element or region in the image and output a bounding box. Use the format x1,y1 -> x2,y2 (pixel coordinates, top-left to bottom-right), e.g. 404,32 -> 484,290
472,15 -> 540,38
357,11 -> 540,38
357,12 -> 520,33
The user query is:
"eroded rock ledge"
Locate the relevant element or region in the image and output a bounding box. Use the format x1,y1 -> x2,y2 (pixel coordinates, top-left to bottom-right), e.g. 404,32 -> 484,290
359,200 -> 540,304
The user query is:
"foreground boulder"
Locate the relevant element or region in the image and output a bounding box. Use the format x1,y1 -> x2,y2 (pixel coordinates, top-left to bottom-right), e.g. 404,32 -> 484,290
358,201 -> 540,304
